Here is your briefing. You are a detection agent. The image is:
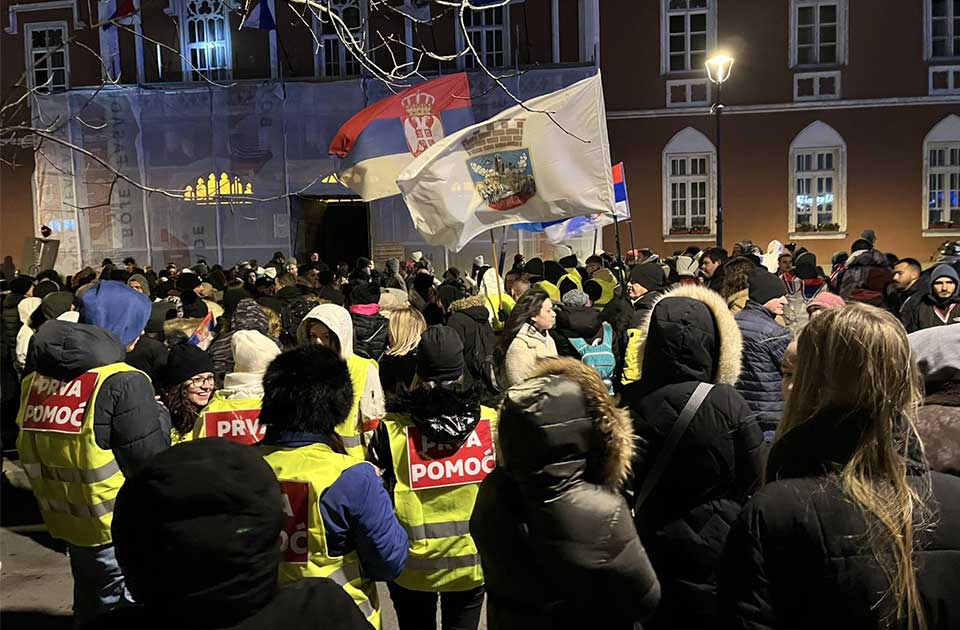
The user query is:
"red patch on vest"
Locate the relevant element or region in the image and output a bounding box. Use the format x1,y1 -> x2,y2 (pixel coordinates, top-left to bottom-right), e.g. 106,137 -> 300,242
203,408 -> 265,444
21,372 -> 99,434
407,419 -> 496,491
279,481 -> 309,564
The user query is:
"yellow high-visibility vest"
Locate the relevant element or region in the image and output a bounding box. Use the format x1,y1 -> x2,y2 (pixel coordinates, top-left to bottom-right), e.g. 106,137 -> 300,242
191,393 -> 265,444
16,363 -> 141,547
263,443 -> 382,629
384,406 -> 498,592
535,281 -> 561,302
560,269 -> 583,291
341,355 -> 375,459
621,327 -> 646,386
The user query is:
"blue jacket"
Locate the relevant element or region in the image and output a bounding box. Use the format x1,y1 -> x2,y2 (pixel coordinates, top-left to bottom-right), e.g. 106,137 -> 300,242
734,301 -> 792,435
262,431 -> 408,581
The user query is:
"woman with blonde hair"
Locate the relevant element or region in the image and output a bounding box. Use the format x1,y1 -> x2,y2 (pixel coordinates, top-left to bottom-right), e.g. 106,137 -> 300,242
379,306 -> 426,395
720,303 -> 960,630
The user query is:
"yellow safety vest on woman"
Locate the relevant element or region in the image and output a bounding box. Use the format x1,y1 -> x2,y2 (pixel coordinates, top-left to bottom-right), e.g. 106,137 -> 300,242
15,363 -> 139,547
340,354 -> 374,459
384,406 -> 498,592
191,393 -> 265,444
263,443 -> 382,629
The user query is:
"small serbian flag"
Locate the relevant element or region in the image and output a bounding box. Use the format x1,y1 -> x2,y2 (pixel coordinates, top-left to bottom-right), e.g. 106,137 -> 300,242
188,312 -> 215,349
240,0 -> 276,30
612,162 -> 631,220
101,0 -> 135,29
330,73 -> 473,201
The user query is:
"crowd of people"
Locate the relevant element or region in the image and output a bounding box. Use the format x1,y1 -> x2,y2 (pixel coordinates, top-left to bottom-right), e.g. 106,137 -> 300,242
1,232 -> 959,630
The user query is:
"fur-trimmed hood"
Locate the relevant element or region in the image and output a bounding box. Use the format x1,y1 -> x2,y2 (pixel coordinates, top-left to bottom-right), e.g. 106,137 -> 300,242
497,358 -> 634,489
447,294 -> 488,315
635,284 -> 742,390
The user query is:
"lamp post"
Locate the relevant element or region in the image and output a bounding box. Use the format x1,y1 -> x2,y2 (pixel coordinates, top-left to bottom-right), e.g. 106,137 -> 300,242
705,53 -> 734,249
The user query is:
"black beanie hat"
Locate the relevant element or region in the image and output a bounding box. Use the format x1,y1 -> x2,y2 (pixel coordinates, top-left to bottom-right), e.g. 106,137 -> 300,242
748,268 -> 787,304
544,261 -> 566,285
181,291 -> 209,319
162,343 -> 215,387
583,279 -> 603,303
176,273 -> 202,293
851,238 -> 873,253
417,325 -> 465,383
558,277 -> 578,297
558,254 -> 578,269
112,439 -> 282,624
629,263 -> 664,290
34,279 -> 59,299
794,251 -> 819,280
350,281 -> 381,306
524,257 -> 544,278
41,291 -> 75,320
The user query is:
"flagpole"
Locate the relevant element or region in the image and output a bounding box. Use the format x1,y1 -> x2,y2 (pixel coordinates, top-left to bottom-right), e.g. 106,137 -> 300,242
613,213 -> 627,295
489,230 -> 503,319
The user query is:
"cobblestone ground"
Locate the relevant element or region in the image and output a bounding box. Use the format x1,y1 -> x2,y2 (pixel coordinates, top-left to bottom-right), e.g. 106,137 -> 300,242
1,459 -> 485,630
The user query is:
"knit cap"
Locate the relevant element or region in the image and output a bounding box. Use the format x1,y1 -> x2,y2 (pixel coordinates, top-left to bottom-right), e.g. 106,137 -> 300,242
417,325 -> 465,383
562,289 -> 590,308
161,343 -> 215,387
748,268 -> 787,304
629,263 -> 664,291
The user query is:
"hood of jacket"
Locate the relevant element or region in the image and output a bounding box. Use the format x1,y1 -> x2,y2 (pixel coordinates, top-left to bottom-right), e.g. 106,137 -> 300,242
591,267 -> 618,285
387,383 -> 483,444
556,304 -> 602,339
18,296 -> 41,325
846,248 -> 889,269
220,372 -> 265,399
296,303 -> 353,360
231,298 -> 270,335
929,263 -> 959,302
636,284 -> 742,391
498,358 -> 634,489
448,294 -> 490,322
910,323 -> 960,385
79,280 -> 151,347
31,319 -> 126,381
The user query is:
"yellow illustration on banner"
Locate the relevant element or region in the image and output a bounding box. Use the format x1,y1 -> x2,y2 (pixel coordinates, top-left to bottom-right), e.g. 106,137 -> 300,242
183,172 -> 254,204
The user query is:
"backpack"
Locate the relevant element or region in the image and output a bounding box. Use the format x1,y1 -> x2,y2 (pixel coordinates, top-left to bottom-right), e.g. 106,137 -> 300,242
569,321 -> 616,392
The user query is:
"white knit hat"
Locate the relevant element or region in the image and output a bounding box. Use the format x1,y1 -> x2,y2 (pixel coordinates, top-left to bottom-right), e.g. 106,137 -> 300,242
411,251 -> 423,262
231,330 -> 280,375
473,255 -> 484,267
675,255 -> 699,278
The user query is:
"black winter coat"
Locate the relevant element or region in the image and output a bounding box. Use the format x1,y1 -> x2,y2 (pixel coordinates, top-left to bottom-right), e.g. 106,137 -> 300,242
550,304 -> 603,359
903,292 -> 960,332
470,359 -> 660,630
719,411 -> 960,630
734,301 -> 792,434
29,320 -> 171,476
621,284 -> 765,630
350,311 -> 388,361
445,296 -> 496,387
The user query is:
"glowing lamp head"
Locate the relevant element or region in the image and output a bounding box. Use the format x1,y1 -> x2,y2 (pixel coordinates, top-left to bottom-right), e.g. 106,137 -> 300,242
705,53 -> 735,84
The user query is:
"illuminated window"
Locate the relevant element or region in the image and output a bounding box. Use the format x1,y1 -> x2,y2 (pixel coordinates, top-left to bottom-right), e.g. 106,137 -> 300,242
24,23 -> 69,92
791,0 -> 847,67
924,115 -> 960,232
927,0 -> 960,59
662,127 -> 716,239
661,0 -> 713,74
789,121 -> 846,236
462,6 -> 508,69
180,0 -> 232,81
313,0 -> 365,78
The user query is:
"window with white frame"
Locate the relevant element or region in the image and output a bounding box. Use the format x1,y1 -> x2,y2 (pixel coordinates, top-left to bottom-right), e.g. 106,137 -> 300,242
313,0 -> 364,77
788,121 -> 846,236
794,71 -> 840,100
462,6 -> 507,69
791,0 -> 846,67
180,0 -> 232,81
666,78 -> 710,107
662,127 -> 716,238
928,0 -> 960,59
930,65 -> 960,94
924,115 -> 960,231
24,23 -> 69,92
661,0 -> 712,74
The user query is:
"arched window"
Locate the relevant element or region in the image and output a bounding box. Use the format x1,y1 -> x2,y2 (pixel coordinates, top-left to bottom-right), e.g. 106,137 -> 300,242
788,121 -> 846,237
662,127 -> 716,240
923,114 -> 960,234
179,0 -> 232,81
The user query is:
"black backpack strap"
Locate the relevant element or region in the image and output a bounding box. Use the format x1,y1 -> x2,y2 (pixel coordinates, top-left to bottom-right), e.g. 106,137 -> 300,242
634,382 -> 714,512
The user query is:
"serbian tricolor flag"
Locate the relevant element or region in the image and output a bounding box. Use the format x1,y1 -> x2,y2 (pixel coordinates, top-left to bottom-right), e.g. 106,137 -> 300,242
188,312 -> 215,350
330,73 -> 473,201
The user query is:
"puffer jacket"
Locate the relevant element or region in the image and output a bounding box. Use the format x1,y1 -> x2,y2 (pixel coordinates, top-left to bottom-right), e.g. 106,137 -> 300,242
24,320 -> 171,476
350,307 -> 388,361
207,299 -> 273,378
446,295 -> 497,387
550,303 -> 603,359
719,411 -> 960,630
470,359 -> 660,629
734,301 -> 793,435
911,324 -> 960,475
620,284 -> 765,630
835,248 -> 893,306
503,323 -> 558,388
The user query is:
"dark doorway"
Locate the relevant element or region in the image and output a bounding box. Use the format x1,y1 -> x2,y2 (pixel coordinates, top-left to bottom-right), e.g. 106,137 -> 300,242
291,196 -> 370,267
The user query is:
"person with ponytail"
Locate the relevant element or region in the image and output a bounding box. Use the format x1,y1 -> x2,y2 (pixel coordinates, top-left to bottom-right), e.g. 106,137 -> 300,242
719,303 -> 960,630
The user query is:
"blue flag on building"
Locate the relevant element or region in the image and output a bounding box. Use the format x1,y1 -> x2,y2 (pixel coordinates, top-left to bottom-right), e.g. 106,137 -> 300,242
240,0 -> 275,30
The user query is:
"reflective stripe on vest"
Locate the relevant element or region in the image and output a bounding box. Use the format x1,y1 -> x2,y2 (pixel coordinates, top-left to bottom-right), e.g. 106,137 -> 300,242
193,394 -> 265,445
385,407 -> 498,592
262,443 -> 382,629
340,355 -> 373,459
15,363 -> 141,547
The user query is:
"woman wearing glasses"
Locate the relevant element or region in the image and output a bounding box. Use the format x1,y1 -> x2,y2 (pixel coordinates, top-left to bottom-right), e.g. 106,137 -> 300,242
160,343 -> 217,444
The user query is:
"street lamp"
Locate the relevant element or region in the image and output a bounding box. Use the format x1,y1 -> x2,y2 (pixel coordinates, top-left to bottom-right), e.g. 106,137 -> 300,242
705,53 -> 734,248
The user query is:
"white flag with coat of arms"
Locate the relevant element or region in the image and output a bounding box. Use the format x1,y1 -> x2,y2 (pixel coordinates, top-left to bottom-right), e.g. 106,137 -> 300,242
396,72 -> 614,252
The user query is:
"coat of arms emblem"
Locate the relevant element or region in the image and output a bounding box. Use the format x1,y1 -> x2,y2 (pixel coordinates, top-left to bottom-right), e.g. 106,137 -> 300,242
402,92 -> 445,157
464,119 -> 536,211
